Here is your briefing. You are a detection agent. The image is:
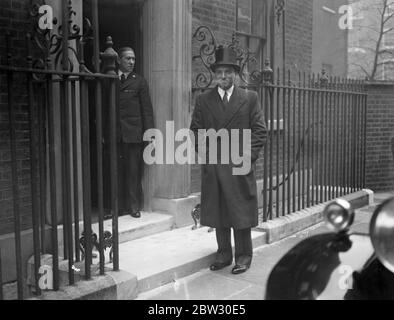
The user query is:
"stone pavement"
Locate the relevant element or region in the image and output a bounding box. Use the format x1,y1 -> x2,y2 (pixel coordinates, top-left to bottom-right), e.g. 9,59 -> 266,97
137,192 -> 394,300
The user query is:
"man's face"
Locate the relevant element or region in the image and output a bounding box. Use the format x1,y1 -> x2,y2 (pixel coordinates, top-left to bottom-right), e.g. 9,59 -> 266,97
118,50 -> 135,73
215,66 -> 236,90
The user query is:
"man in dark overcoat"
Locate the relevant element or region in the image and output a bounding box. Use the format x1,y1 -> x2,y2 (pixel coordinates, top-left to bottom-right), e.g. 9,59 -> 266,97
190,46 -> 267,274
116,47 -> 154,218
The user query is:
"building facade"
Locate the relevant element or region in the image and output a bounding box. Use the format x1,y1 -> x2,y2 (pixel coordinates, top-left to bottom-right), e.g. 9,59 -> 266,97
348,0 -> 394,80
1,0 -> 354,286
312,0 -> 349,77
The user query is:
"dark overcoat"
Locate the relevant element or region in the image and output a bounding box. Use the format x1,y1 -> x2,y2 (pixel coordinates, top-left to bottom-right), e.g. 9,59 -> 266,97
117,72 -> 154,143
102,71 -> 154,210
190,86 -> 267,229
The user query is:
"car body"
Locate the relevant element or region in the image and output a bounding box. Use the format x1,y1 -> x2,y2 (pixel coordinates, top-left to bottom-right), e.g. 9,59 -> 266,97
265,197 -> 394,300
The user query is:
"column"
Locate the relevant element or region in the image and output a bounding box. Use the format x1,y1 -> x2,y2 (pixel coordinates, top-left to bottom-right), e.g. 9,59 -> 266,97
143,0 -> 198,226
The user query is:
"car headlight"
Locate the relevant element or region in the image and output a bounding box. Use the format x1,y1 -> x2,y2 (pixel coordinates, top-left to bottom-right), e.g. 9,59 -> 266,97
370,197 -> 394,273
323,199 -> 354,233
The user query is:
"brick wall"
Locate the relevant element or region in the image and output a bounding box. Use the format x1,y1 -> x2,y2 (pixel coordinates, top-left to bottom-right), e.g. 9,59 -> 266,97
285,0 -> 313,73
312,0 -> 348,77
0,0 -> 33,235
192,0 -> 236,47
192,0 -> 314,85
365,82 -> 394,191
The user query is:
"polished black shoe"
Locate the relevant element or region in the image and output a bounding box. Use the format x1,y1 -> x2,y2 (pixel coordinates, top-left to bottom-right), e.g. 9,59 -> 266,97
231,264 -> 250,275
130,210 -> 141,218
210,261 -> 232,271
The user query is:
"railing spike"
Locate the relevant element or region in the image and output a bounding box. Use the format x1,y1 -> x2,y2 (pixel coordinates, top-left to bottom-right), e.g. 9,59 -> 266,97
26,33 -> 33,68
100,36 -> 118,75
262,58 -> 273,84
320,68 -> 329,87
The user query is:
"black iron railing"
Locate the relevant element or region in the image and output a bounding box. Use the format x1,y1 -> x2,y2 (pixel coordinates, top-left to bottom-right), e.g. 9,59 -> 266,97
258,67 -> 367,222
0,0 -> 119,300
0,248 -> 3,300
192,25 -> 367,223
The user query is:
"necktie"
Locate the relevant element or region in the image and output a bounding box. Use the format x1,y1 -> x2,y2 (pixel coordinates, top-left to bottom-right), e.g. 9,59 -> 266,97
222,91 -> 228,112
223,91 -> 229,108
121,74 -> 126,83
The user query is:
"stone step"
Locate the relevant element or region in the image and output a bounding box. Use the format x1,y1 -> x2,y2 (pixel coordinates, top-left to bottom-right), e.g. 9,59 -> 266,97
92,212 -> 176,244
57,212 -> 175,259
24,212 -> 175,296
106,225 -> 267,295
58,212 -> 175,253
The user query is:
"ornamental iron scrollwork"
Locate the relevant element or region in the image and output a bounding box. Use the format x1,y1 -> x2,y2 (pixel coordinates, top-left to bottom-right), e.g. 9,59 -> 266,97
79,230 -> 114,263
262,58 -> 274,84
192,26 -> 266,88
192,25 -> 218,89
29,0 -> 57,73
228,31 -> 263,85
320,68 -> 329,87
276,0 -> 285,26
29,0 -> 94,78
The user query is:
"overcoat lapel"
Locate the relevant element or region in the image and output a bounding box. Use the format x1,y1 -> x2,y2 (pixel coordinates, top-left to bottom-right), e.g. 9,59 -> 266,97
222,87 -> 247,128
206,88 -> 226,128
205,86 -> 247,129
119,72 -> 135,90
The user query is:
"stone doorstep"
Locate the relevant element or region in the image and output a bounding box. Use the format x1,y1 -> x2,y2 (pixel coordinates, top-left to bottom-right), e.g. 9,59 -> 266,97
257,189 -> 373,244
1,282 -> 20,300
28,269 -> 138,300
57,212 -> 175,259
22,212 -> 174,300
0,212 -> 174,288
93,212 -> 176,244
24,227 -> 266,300
25,254 -> 138,300
106,225 -> 267,295
21,189 -> 372,300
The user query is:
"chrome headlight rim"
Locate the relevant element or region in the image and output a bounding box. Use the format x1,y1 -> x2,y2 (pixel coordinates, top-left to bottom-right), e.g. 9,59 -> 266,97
369,197 -> 394,274
323,199 -> 354,233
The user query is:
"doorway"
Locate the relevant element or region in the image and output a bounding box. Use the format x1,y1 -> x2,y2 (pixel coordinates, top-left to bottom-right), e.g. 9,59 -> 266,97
83,0 -> 143,73
98,0 -> 143,74
83,0 -> 144,213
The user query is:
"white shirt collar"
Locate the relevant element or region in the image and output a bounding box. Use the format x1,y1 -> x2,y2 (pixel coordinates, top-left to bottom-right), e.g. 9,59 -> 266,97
218,85 -> 234,101
118,70 -> 131,79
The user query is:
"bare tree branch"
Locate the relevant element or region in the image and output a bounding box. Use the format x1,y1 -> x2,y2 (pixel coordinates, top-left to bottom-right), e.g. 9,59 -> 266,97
377,60 -> 394,66
349,62 -> 372,78
378,49 -> 394,55
356,25 -> 381,34
356,46 -> 385,53
382,26 -> 394,34
351,0 -> 394,79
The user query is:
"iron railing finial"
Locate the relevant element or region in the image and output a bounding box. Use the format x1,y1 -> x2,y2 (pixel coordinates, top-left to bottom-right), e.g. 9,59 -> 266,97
100,36 -> 118,75
320,68 -> 329,87
262,59 -> 274,84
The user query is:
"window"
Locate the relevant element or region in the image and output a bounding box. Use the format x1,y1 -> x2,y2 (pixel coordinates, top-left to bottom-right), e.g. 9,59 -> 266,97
235,0 -> 267,81
237,0 -> 253,34
322,63 -> 333,76
384,1 -> 394,17
381,60 -> 394,80
383,28 -> 394,48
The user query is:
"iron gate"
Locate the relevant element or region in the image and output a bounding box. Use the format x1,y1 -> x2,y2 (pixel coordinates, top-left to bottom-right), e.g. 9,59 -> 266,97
0,0 -> 119,299
192,26 -> 367,223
